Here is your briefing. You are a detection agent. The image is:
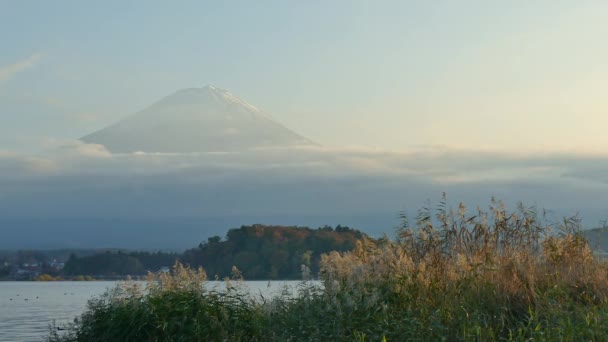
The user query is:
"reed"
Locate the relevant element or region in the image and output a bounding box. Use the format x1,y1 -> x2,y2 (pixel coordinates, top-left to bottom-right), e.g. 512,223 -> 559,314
50,198 -> 608,341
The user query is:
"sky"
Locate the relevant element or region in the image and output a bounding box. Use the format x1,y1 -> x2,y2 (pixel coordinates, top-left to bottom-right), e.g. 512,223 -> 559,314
2,1 -> 608,248
2,0 -> 608,152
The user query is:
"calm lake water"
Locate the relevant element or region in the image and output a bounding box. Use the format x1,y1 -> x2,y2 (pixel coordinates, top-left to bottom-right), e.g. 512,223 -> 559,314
0,280 -> 309,342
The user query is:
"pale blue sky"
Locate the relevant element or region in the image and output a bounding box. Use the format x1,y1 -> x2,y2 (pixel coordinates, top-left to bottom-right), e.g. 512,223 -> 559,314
2,1 -> 608,152
4,1 -> 608,247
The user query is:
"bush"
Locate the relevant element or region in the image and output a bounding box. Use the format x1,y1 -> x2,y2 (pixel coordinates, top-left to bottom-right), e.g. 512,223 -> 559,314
35,274 -> 62,281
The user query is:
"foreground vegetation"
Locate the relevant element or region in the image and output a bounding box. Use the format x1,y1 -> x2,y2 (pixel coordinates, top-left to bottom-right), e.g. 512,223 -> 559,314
50,200 -> 608,341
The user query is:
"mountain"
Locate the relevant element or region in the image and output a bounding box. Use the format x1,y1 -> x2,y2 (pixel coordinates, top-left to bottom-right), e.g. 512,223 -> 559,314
81,86 -> 316,153
584,227 -> 608,256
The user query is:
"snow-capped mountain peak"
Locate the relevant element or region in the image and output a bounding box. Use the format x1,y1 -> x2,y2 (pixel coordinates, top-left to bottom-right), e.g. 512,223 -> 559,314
81,86 -> 316,153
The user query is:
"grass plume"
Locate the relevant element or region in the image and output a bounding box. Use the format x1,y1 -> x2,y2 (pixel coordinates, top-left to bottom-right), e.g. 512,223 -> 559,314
50,198 -> 608,341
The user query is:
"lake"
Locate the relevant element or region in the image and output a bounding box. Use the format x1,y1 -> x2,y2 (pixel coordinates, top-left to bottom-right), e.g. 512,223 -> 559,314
0,280 -> 310,342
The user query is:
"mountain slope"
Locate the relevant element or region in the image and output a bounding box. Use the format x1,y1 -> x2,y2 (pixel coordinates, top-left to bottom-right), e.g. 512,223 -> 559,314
81,86 -> 316,153
584,227 -> 608,255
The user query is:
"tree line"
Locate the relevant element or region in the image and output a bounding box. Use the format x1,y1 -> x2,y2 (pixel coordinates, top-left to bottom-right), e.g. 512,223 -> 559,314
61,224 -> 366,279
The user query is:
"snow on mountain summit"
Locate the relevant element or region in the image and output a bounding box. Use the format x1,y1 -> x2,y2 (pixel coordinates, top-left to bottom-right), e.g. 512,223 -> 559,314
81,86 -> 316,153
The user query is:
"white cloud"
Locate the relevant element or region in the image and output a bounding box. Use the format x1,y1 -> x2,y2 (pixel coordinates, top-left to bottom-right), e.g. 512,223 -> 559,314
1,144 -> 608,228
1,143 -> 607,186
0,53 -> 43,83
56,140 -> 112,158
0,153 -> 58,176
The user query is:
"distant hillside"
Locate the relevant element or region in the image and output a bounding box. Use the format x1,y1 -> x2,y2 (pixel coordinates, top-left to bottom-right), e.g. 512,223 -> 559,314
182,224 -> 367,280
583,227 -> 608,255
63,251 -> 179,277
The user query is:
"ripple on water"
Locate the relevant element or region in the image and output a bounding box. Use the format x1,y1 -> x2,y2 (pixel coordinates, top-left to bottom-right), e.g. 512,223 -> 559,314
0,281 -> 117,342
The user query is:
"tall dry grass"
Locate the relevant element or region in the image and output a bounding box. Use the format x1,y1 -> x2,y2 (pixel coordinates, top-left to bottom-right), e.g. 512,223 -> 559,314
50,198 -> 608,341
319,197 -> 608,340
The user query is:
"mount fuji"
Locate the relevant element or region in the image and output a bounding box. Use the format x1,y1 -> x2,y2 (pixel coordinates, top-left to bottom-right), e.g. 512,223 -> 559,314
81,86 -> 316,153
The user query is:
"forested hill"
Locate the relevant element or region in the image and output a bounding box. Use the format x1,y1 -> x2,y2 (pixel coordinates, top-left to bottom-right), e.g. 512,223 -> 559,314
51,225 -> 367,280
182,224 -> 367,280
